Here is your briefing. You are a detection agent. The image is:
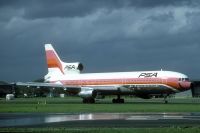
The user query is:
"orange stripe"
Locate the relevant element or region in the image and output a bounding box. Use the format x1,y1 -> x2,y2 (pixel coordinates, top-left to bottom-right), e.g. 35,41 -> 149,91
46,50 -> 64,74
57,77 -> 187,91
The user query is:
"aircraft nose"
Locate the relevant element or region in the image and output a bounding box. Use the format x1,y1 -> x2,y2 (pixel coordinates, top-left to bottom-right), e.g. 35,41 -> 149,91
179,82 -> 191,90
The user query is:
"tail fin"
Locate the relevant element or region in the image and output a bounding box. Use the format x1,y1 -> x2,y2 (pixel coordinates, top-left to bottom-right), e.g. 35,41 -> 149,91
45,44 -> 64,74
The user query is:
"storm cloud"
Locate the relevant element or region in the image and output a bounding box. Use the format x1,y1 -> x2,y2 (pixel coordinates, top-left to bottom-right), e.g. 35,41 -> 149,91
0,0 -> 200,82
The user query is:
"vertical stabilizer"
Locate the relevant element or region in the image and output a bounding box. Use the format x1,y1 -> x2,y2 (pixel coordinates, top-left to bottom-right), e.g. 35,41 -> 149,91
45,44 -> 64,74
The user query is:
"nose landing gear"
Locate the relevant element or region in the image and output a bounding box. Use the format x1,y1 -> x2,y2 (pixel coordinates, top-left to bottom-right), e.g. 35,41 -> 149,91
163,94 -> 168,104
112,95 -> 124,103
82,98 -> 95,103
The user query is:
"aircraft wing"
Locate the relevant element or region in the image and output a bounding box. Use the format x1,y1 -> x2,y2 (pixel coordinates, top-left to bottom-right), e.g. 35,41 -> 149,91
15,82 -> 81,92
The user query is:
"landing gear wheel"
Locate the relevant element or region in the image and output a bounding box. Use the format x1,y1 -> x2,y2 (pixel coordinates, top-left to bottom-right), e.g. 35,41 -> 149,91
112,99 -> 116,103
120,99 -> 124,103
82,98 -> 95,104
90,98 -> 95,103
112,97 -> 124,103
83,99 -> 86,103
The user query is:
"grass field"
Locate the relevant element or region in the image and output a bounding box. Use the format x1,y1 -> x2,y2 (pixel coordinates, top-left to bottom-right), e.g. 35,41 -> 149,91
0,97 -> 200,133
0,97 -> 200,113
1,127 -> 200,133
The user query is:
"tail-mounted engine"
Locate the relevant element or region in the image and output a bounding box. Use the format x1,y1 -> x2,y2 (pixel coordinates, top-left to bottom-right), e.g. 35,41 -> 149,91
63,62 -> 84,74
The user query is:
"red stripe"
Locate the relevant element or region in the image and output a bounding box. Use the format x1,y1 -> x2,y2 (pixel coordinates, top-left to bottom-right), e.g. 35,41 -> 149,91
52,77 -> 187,90
46,50 -> 64,74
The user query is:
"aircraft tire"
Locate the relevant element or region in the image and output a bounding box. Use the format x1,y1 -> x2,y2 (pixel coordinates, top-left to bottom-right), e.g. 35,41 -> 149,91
120,99 -> 124,103
112,98 -> 124,103
90,98 -> 95,103
112,99 -> 116,103
83,98 -> 95,104
83,98 -> 87,103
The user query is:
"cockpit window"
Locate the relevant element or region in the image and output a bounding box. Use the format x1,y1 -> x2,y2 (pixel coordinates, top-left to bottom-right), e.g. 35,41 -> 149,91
179,78 -> 189,81
185,78 -> 189,81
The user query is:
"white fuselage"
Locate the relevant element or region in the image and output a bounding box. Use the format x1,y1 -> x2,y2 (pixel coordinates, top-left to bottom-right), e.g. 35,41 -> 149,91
46,70 -> 191,96
43,44 -> 191,101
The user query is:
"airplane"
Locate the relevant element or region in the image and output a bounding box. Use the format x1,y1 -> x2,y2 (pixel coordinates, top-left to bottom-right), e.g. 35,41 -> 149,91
16,44 -> 191,103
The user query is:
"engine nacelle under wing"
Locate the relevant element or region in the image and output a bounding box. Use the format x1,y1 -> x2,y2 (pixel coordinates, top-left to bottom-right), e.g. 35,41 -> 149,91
78,87 -> 96,98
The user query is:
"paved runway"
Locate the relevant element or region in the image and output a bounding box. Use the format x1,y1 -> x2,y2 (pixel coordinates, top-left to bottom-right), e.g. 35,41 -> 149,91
0,113 -> 200,128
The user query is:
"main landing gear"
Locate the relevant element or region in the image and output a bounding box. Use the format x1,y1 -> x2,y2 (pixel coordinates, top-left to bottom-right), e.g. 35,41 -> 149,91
82,98 -> 95,103
112,95 -> 124,103
164,95 -> 168,104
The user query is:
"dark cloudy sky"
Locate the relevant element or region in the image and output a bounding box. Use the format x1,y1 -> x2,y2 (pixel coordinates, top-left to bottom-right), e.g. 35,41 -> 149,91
1,0 -> 200,82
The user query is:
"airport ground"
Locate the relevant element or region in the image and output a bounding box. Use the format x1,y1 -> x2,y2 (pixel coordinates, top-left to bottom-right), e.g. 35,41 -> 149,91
0,97 -> 200,133
0,127 -> 200,133
0,97 -> 200,113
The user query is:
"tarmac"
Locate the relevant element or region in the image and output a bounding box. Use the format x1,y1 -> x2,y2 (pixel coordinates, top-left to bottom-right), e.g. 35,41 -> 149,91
0,112 -> 200,128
